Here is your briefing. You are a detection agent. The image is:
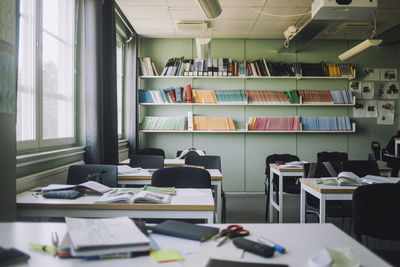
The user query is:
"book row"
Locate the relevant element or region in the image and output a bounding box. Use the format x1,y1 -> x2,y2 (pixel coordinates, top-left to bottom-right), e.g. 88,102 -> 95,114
138,57 -> 355,78
139,88 -> 354,104
140,115 -> 353,131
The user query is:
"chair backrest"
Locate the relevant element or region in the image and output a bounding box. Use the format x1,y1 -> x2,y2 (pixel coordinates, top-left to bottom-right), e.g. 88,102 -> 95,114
67,164 -> 117,187
371,141 -> 381,160
137,148 -> 165,159
342,160 -> 380,177
184,155 -> 222,172
303,162 -> 343,178
265,154 -> 300,177
129,155 -> 164,169
151,167 -> 211,188
176,149 -> 206,158
353,183 -> 400,240
317,151 -> 348,163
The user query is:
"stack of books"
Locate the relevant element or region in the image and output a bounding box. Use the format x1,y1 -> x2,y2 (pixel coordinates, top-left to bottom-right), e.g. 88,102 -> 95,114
138,57 -> 158,76
140,116 -> 187,130
138,84 -> 192,103
246,90 -> 290,104
330,90 -> 353,104
247,116 -> 301,131
298,90 -> 334,104
193,116 -> 236,131
301,116 -> 352,131
214,90 -> 246,104
192,90 -> 217,104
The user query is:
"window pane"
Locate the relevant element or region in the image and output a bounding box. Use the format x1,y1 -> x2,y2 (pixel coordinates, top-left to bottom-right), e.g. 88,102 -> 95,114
116,35 -> 123,136
17,0 -> 36,141
42,0 -> 75,139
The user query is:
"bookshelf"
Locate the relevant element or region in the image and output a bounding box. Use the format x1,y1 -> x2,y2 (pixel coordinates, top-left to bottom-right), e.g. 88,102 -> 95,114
137,38 -> 399,192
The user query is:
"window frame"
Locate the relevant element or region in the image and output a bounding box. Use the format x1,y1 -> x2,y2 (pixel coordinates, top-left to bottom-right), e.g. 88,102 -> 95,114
17,0 -> 76,153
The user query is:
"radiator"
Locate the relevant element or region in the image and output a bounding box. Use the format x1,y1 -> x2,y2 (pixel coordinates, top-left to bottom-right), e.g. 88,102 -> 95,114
16,161 -> 84,193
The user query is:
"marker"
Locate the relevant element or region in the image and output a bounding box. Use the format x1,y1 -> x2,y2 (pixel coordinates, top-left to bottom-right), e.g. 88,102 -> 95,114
257,236 -> 286,254
29,243 -> 57,254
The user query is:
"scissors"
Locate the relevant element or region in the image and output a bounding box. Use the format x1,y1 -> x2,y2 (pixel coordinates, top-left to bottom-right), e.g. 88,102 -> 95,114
216,225 -> 249,247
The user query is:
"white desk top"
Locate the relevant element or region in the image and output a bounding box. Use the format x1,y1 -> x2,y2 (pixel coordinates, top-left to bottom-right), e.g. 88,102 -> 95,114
118,168 -> 222,181
119,158 -> 185,166
17,188 -> 214,211
0,222 -> 389,266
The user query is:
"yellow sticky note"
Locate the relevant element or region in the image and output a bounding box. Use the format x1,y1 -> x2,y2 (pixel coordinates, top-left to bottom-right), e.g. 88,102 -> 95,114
150,248 -> 184,262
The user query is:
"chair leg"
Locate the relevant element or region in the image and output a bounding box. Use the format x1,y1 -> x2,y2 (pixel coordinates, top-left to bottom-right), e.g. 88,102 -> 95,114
265,177 -> 270,222
221,193 -> 226,223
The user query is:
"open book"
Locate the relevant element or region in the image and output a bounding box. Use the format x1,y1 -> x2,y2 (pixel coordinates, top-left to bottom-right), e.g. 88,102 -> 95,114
96,186 -> 174,204
278,161 -> 309,168
66,217 -> 150,257
318,171 -> 363,186
41,181 -> 112,194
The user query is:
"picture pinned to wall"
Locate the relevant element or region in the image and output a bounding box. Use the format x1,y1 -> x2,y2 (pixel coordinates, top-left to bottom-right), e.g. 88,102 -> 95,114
378,82 -> 386,99
352,100 -> 366,118
365,100 -> 378,118
349,81 -> 361,98
362,68 -> 380,81
385,82 -> 399,99
377,100 -> 395,125
361,82 -> 374,99
380,69 -> 397,81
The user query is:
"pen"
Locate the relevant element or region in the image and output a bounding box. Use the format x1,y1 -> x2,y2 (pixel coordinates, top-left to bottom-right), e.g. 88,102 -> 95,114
29,243 -> 57,254
257,236 -> 286,254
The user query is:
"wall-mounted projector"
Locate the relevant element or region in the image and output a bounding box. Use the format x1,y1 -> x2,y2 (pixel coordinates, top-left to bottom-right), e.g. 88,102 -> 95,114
311,0 -> 377,20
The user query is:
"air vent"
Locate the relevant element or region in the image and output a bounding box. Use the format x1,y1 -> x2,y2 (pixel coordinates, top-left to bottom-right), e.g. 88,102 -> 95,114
176,20 -> 208,32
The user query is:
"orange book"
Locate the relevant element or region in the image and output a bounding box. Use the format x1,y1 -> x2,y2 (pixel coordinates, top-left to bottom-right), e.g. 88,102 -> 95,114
186,84 -> 192,103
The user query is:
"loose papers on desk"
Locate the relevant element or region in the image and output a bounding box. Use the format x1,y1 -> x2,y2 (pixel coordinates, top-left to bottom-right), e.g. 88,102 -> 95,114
117,165 -> 142,174
41,181 -> 112,194
65,217 -> 150,257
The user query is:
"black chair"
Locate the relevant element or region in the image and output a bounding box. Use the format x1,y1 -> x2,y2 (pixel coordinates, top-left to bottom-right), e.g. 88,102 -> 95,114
303,162 -> 352,221
137,148 -> 165,159
317,151 -> 348,163
129,155 -> 164,169
353,183 -> 400,266
342,160 -> 380,177
184,155 -> 226,223
151,166 -> 211,188
265,154 -> 300,222
371,141 -> 382,160
371,141 -> 400,177
67,164 -> 117,187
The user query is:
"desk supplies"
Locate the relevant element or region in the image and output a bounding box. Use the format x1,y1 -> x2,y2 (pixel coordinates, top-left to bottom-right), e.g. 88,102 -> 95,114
65,217 -> 150,257
150,248 -> 184,262
233,238 -> 275,258
257,236 -> 285,254
0,247 -> 30,266
216,225 -> 250,247
43,190 -> 81,199
28,243 -> 57,254
147,220 -> 219,242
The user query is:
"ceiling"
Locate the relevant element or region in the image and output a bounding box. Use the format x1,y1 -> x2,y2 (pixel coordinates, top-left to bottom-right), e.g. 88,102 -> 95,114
116,0 -> 400,40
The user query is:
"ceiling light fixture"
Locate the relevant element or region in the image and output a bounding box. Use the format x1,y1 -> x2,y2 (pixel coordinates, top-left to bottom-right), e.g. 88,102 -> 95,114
197,0 -> 222,19
338,39 -> 382,61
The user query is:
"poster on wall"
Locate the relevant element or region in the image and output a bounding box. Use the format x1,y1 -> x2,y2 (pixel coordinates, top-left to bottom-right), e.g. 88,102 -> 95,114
380,69 -> 397,81
385,82 -> 399,99
352,100 -> 366,118
365,100 -> 378,118
361,82 -> 374,99
349,81 -> 362,98
362,68 -> 380,81
377,100 -> 395,125
378,82 -> 387,99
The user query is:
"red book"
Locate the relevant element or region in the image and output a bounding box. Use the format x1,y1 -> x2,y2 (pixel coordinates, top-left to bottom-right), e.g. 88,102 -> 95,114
186,84 -> 192,103
168,90 -> 176,102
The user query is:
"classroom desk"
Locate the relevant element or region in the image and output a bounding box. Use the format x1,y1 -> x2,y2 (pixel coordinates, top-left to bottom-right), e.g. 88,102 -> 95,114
269,164 -> 393,223
118,169 -> 223,223
300,177 -> 400,224
16,189 -> 214,223
269,164 -> 303,223
0,222 -> 389,266
119,158 -> 185,166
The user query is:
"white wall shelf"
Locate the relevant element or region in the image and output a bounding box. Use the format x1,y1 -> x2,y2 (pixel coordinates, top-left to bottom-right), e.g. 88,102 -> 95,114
140,75 -> 355,80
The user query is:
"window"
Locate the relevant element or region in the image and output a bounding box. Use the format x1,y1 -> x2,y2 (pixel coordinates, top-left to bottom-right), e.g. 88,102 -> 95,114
116,34 -> 123,138
17,0 -> 75,150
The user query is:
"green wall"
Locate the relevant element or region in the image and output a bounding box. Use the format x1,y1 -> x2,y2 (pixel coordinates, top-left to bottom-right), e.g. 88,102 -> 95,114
139,38 -> 400,192
0,0 -> 17,220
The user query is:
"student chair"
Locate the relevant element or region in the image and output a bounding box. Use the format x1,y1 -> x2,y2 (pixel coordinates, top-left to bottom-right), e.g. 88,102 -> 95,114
317,151 -> 348,163
371,141 -> 400,177
303,162 -> 352,223
67,164 -> 117,187
342,160 -> 380,177
184,155 -> 227,223
151,166 -> 211,188
137,148 -> 165,159
129,155 -> 164,169
353,183 -> 400,266
265,153 -> 301,222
